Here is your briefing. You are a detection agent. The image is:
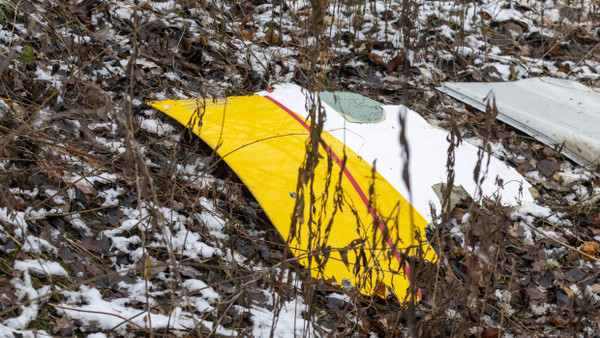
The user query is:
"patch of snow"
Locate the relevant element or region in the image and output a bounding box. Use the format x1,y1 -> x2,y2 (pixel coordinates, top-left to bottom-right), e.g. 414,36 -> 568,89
14,259 -> 68,277
139,118 -> 176,137
182,279 -> 220,302
166,228 -> 222,259
59,285 -> 205,332
0,208 -> 28,238
22,235 -> 57,254
99,187 -> 124,207
4,270 -> 53,331
245,296 -> 314,338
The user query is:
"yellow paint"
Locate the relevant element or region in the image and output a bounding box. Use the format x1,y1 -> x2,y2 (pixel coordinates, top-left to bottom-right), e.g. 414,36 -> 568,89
148,95 -> 436,301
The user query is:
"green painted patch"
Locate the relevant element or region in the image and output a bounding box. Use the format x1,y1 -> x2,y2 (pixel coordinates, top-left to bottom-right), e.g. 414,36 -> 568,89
319,91 -> 385,123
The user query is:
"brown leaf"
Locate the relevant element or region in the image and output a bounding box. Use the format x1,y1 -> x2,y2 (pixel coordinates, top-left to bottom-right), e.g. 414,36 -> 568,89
557,63 -> 571,74
359,318 -> 373,334
367,53 -> 384,66
548,41 -> 564,56
500,21 -> 524,39
451,247 -> 466,258
386,51 -> 406,73
542,146 -> 560,158
532,258 -> 547,273
74,180 -> 97,200
509,221 -> 525,237
537,159 -> 561,178
557,282 -> 576,309
595,212 -> 600,228
482,327 -> 502,338
323,15 -> 339,25
374,281 -> 387,297
53,316 -> 73,336
549,316 -> 574,327
531,143 -> 544,151
265,29 -> 281,45
135,1 -> 153,11
241,29 -> 255,40
181,61 -> 200,71
80,236 -> 109,254
580,242 -> 600,261
526,286 -> 547,302
520,44 -> 532,57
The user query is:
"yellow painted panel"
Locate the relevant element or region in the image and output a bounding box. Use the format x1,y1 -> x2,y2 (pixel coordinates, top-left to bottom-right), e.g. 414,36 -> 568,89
148,95 -> 436,301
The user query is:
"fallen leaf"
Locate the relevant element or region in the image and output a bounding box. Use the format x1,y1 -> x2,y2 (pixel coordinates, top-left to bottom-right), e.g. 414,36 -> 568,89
595,212 -> 600,228
580,242 -> 600,261
480,12 -> 492,20
241,29 -> 255,40
557,282 -> 575,310
537,159 -> 561,178
532,258 -> 547,273
368,53 -> 385,66
181,61 -> 200,71
265,29 -> 281,45
509,222 -> 525,237
451,247 -> 466,258
135,1 -> 153,11
542,146 -> 561,158
548,41 -> 564,56
323,15 -> 340,25
52,316 -> 73,336
526,286 -> 547,302
0,97 -> 13,108
374,281 -> 387,297
549,316 -> 571,327
386,51 -> 406,73
359,318 -> 373,334
567,268 -> 586,282
80,236 -> 110,254
557,63 -> 571,74
531,143 -> 544,151
520,44 -> 532,56
482,327 -> 502,338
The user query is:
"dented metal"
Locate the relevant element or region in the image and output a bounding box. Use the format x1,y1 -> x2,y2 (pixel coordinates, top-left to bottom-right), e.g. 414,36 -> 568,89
438,77 -> 600,166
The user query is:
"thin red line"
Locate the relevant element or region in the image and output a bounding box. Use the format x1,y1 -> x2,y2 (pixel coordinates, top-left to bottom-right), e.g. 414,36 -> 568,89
264,95 -> 421,300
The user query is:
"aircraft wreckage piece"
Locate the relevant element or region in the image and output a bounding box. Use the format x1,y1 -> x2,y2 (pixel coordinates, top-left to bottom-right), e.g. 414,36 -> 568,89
438,77 -> 600,166
148,84 -> 532,301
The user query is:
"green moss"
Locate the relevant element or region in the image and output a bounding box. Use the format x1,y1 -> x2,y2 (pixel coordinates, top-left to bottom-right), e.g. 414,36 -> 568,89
27,304 -> 57,332
19,45 -> 36,65
0,2 -> 23,23
546,259 -> 560,270
0,3 -> 11,24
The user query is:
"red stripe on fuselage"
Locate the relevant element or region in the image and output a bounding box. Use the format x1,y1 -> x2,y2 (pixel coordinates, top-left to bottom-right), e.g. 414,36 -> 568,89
264,95 -> 421,300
